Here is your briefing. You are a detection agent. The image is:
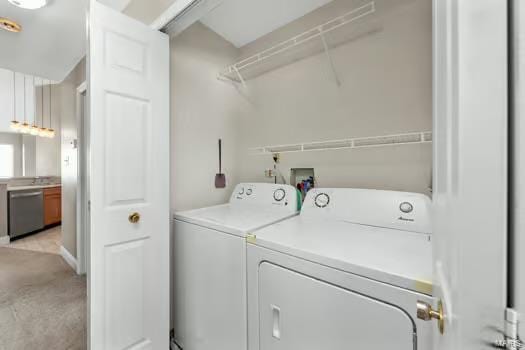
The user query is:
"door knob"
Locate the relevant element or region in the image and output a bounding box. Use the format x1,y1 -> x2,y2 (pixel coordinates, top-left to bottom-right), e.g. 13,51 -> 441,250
128,212 -> 140,224
417,300 -> 444,335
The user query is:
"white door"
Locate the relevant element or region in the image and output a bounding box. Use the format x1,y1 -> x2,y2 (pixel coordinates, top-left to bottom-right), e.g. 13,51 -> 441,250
432,0 -> 508,349
88,1 -> 170,349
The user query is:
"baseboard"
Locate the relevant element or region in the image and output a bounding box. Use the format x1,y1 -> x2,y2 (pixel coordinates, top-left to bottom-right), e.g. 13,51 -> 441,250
0,235 -> 10,245
60,246 -> 78,273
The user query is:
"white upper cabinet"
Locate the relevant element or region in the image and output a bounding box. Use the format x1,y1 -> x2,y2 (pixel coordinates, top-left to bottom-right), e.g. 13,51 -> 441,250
0,68 -> 37,133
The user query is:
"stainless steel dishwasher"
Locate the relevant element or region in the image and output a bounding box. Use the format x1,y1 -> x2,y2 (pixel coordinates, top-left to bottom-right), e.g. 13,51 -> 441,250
8,189 -> 44,238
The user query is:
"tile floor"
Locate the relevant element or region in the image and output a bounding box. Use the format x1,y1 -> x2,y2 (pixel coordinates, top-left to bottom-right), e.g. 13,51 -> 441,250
2,225 -> 62,255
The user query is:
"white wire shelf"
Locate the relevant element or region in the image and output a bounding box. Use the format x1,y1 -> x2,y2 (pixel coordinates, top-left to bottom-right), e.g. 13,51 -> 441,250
248,131 -> 433,155
219,1 -> 376,84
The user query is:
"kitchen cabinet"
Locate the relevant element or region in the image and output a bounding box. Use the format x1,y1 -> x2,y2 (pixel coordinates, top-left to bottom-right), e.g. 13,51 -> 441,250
0,70 -> 36,133
43,187 -> 61,226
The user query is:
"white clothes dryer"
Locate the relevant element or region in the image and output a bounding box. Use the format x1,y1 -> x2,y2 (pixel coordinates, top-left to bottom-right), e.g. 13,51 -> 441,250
247,188 -> 435,350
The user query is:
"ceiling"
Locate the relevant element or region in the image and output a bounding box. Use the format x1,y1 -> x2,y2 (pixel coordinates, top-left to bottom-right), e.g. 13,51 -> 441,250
122,0 -> 172,25
0,0 -> 87,81
200,0 -> 333,48
100,0 -> 133,12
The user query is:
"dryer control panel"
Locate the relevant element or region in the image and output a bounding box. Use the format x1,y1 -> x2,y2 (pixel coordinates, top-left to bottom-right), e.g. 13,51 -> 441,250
302,188 -> 432,234
230,183 -> 298,214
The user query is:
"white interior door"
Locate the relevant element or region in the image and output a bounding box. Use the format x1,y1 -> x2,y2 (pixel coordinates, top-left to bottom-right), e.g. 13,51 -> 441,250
432,0 -> 508,349
88,1 -> 170,349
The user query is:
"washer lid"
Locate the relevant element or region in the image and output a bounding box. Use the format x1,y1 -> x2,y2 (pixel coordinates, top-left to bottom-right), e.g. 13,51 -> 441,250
251,216 -> 433,294
174,204 -> 298,237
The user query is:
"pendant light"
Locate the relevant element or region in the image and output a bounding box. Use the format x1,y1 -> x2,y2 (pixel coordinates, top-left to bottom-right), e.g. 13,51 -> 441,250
8,0 -> 47,10
30,76 -> 39,135
19,75 -> 30,134
10,71 -> 20,131
47,82 -> 55,138
38,78 -> 47,137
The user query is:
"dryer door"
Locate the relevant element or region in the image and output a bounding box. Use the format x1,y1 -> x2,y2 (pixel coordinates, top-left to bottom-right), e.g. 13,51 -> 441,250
258,262 -> 415,350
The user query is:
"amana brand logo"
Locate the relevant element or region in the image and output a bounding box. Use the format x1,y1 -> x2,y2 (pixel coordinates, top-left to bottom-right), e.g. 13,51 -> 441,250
398,216 -> 415,222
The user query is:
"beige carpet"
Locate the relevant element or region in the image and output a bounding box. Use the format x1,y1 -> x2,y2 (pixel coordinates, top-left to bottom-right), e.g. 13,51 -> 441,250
0,247 -> 86,350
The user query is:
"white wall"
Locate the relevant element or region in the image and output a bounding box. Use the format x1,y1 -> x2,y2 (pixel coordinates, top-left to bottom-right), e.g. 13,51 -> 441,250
35,137 -> 61,176
170,23 -> 245,211
0,68 -> 16,129
166,0 -> 432,214
0,133 -> 23,177
59,58 -> 86,258
22,135 -> 36,176
124,0 -> 176,25
235,0 -> 432,195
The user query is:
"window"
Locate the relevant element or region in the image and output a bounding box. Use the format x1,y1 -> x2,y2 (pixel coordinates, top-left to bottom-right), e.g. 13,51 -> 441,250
0,144 -> 14,177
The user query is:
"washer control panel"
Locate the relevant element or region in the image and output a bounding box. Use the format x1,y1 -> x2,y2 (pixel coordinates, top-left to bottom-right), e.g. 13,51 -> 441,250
273,188 -> 286,202
230,183 -> 298,213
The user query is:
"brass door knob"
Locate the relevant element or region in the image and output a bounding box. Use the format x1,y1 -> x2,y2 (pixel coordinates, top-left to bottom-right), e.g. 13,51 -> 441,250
417,300 -> 444,335
128,212 -> 140,224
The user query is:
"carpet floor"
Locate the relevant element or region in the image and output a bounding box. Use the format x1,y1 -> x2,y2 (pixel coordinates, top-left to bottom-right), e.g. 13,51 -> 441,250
0,247 -> 86,350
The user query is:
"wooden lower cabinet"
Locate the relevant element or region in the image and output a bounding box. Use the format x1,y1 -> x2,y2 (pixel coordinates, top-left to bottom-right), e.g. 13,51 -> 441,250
44,187 -> 62,226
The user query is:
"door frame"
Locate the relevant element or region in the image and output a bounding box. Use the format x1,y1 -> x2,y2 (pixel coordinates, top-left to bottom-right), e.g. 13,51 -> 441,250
511,0 -> 525,329
76,81 -> 88,275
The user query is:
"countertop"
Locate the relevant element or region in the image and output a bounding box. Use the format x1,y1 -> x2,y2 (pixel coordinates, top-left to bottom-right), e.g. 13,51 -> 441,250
7,184 -> 62,192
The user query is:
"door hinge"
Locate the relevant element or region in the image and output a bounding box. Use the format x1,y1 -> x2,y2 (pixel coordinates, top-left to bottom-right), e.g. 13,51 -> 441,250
502,308 -> 521,350
488,308 -> 522,349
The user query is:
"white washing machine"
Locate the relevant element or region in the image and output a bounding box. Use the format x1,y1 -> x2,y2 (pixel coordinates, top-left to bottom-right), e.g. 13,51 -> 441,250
173,183 -> 298,350
247,188 -> 435,350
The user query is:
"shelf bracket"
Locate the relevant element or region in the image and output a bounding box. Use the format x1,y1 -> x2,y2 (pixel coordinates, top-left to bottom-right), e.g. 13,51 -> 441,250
217,73 -> 234,83
232,65 -> 247,88
320,33 -> 341,87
